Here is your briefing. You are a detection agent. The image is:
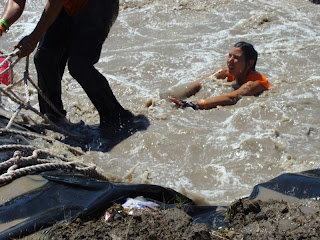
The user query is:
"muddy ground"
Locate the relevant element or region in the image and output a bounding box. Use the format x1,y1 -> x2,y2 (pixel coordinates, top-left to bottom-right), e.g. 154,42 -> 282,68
43,198 -> 320,240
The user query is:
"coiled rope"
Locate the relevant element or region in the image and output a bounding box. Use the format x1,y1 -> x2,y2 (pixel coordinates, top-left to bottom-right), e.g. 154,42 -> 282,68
0,51 -> 108,186
0,144 -> 108,186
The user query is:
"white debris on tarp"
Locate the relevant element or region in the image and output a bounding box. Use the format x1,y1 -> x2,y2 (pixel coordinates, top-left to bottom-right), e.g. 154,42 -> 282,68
104,212 -> 112,221
104,196 -> 161,221
122,196 -> 160,214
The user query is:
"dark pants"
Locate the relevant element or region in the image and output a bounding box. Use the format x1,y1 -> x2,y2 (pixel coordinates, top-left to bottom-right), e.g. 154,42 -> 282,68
34,0 -> 126,125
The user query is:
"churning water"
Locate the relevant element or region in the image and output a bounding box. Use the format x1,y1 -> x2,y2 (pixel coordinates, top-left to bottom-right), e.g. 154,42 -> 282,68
1,0 -> 319,205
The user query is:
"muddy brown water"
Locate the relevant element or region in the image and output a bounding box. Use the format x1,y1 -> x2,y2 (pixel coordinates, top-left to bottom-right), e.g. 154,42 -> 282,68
0,0 -> 319,206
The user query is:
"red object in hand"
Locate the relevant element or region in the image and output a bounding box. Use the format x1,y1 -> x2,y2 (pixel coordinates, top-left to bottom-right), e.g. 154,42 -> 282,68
0,56 -> 11,86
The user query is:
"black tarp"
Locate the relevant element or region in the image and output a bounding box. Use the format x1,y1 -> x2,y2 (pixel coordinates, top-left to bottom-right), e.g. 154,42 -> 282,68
1,168 -> 320,240
0,171 -> 194,240
249,169 -> 320,201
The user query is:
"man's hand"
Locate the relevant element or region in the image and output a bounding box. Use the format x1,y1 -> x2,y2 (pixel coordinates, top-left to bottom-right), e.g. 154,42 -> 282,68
14,34 -> 38,58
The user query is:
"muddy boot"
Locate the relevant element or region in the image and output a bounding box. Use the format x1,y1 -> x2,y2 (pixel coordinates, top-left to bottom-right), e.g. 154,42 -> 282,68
99,110 -> 135,136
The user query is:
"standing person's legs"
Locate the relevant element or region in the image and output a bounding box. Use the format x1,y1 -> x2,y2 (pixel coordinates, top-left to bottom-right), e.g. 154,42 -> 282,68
34,10 -> 71,121
67,0 -> 131,128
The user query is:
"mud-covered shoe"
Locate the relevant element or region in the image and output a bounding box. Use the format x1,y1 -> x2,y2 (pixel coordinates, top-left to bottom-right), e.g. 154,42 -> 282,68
99,115 -> 122,134
118,110 -> 135,126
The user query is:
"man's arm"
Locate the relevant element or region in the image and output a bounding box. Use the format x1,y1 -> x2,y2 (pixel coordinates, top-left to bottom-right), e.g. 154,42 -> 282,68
16,0 -> 65,57
1,0 -> 25,27
0,0 -> 26,37
1,0 -> 65,57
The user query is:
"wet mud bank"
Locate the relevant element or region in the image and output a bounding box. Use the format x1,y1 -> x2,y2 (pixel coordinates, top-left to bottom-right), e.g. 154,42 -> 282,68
44,198 -> 320,240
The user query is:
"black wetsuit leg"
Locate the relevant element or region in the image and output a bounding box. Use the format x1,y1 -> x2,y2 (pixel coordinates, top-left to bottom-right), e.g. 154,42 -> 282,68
34,10 -> 71,120
34,0 -> 130,125
68,0 -> 130,127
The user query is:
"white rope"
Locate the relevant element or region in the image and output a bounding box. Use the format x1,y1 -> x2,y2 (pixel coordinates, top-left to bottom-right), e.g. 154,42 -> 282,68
0,50 -> 85,141
0,144 -> 108,186
0,50 -> 20,81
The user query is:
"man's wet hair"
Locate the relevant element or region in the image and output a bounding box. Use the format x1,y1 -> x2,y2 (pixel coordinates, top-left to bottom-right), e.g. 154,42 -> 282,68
234,41 -> 258,71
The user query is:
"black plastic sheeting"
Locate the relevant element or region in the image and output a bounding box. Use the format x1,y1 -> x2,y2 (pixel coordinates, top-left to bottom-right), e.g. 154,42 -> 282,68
0,171 -> 192,240
249,169 -> 320,201
0,169 -> 320,240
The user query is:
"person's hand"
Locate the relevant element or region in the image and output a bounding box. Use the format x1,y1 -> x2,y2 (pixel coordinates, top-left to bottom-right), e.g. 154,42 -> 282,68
14,34 -> 39,58
168,97 -> 198,109
168,97 -> 183,107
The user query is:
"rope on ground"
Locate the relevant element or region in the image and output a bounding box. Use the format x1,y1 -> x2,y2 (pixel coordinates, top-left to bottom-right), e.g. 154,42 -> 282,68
0,128 -> 85,156
0,143 -> 108,187
0,146 -> 72,170
0,51 -> 84,141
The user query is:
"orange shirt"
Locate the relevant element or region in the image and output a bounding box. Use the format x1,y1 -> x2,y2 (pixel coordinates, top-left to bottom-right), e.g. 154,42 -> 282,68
64,0 -> 89,16
227,71 -> 271,90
